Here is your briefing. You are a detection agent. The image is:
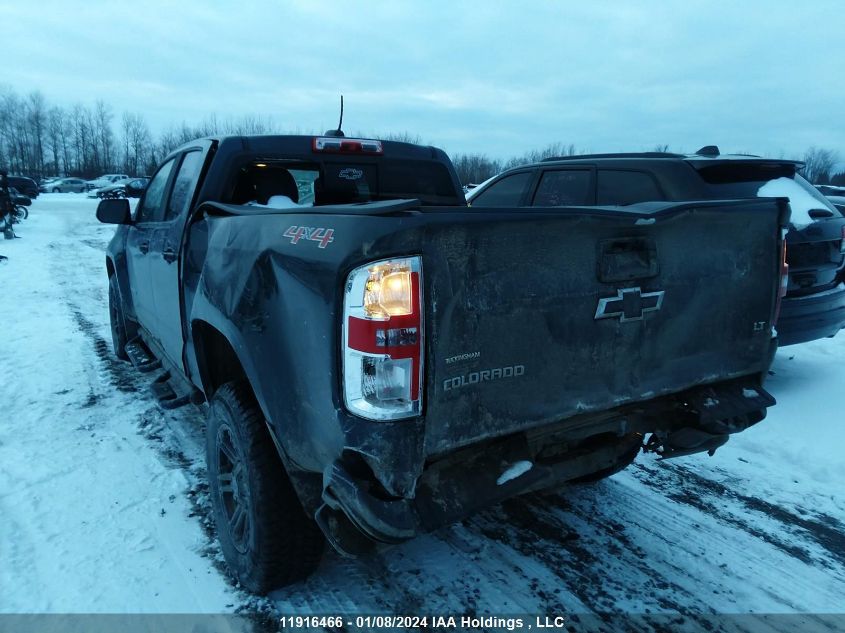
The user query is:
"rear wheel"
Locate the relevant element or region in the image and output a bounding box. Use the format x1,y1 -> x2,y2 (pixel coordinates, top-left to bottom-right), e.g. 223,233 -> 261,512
52,187 -> 60,193
206,382 -> 324,593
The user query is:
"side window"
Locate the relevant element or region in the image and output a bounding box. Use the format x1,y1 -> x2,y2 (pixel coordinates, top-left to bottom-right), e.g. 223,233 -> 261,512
471,172 -> 533,207
165,151 -> 204,221
136,158 -> 176,223
532,170 -> 591,206
597,170 -> 663,206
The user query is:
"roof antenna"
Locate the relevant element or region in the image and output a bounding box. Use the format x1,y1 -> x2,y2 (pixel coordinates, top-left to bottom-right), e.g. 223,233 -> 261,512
324,95 -> 345,137
696,145 -> 720,157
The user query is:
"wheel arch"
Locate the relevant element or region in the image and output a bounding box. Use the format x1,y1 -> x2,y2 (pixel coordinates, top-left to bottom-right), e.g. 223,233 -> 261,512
190,319 -> 251,401
190,319 -> 321,509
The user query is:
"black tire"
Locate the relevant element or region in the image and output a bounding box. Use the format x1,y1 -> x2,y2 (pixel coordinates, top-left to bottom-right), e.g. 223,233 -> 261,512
15,206 -> 28,220
52,187 -> 60,193
206,382 -> 324,593
108,275 -> 131,360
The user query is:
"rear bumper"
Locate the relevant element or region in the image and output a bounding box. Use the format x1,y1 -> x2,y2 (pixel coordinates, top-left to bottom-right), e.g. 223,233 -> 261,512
777,283 -> 845,346
315,377 -> 775,555
317,429 -> 640,553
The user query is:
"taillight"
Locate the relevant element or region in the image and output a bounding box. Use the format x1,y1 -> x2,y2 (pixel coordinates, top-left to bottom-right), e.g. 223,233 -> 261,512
313,137 -> 383,155
343,256 -> 423,420
840,226 -> 845,254
774,231 -> 789,324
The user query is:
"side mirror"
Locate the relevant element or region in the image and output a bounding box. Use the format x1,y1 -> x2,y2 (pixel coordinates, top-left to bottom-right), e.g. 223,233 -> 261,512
96,198 -> 131,224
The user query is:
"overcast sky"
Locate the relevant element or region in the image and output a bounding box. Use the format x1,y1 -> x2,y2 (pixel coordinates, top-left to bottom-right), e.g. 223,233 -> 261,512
1,0 -> 843,161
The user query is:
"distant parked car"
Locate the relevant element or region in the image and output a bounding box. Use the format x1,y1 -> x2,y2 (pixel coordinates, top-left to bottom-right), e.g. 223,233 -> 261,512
85,174 -> 130,191
43,177 -> 88,193
94,177 -> 149,199
91,178 -> 133,198
88,178 -> 130,198
8,176 -> 38,198
124,177 -> 150,197
9,187 -> 32,206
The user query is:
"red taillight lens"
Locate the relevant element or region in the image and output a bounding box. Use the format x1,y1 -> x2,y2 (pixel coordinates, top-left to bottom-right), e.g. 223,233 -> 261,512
343,257 -> 423,420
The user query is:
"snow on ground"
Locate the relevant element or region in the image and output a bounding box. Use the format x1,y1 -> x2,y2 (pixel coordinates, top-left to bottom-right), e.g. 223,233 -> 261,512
0,195 -> 239,613
1,194 -> 844,627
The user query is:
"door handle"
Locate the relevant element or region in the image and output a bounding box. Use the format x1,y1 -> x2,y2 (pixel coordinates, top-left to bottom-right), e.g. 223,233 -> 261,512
162,247 -> 177,263
139,241 -> 150,254
598,237 -> 659,283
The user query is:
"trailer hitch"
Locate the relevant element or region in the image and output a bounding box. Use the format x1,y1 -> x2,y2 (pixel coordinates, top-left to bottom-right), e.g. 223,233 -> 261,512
643,428 -> 729,460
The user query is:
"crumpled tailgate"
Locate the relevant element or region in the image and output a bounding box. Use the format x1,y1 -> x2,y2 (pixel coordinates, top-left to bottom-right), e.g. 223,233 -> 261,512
421,199 -> 785,455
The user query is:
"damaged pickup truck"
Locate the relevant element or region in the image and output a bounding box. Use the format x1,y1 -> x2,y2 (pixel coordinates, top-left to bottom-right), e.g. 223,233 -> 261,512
97,133 -> 788,592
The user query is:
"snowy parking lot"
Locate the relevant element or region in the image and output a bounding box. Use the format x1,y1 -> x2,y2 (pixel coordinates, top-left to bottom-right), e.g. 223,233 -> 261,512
1,195 -> 843,627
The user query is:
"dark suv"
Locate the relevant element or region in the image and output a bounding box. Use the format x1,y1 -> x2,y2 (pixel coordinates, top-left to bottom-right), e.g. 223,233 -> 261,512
7,176 -> 38,198
467,148 -> 845,346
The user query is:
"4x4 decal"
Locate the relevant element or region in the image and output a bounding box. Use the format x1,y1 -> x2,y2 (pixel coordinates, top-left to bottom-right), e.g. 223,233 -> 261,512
283,226 -> 335,248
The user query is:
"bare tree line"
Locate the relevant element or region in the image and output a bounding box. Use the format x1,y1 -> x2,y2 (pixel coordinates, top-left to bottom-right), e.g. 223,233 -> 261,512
0,87 -> 288,179
800,147 -> 841,185
452,142 -> 581,185
2,86 -> 844,187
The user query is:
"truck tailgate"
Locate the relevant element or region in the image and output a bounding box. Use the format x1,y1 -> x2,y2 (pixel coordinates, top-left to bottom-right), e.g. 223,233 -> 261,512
422,199 -> 785,455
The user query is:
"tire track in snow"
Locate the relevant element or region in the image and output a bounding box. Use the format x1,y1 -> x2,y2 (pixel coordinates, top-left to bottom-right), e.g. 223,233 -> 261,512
631,461 -> 845,571
43,214 -> 269,619
470,492 -> 722,630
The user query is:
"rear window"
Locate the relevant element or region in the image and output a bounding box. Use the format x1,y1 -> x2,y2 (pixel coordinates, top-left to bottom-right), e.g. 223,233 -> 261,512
228,157 -> 459,206
317,159 -> 458,205
697,164 -> 840,216
319,163 -> 376,204
379,160 -> 458,202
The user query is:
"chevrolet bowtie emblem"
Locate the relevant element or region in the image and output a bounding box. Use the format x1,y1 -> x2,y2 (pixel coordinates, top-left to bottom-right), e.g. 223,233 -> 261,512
595,287 -> 665,322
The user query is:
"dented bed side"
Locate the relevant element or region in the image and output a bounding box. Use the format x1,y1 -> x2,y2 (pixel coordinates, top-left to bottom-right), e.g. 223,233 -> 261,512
176,199 -> 786,540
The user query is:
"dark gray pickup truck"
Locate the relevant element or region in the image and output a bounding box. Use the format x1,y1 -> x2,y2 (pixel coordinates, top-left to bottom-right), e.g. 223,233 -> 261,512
97,134 -> 786,592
